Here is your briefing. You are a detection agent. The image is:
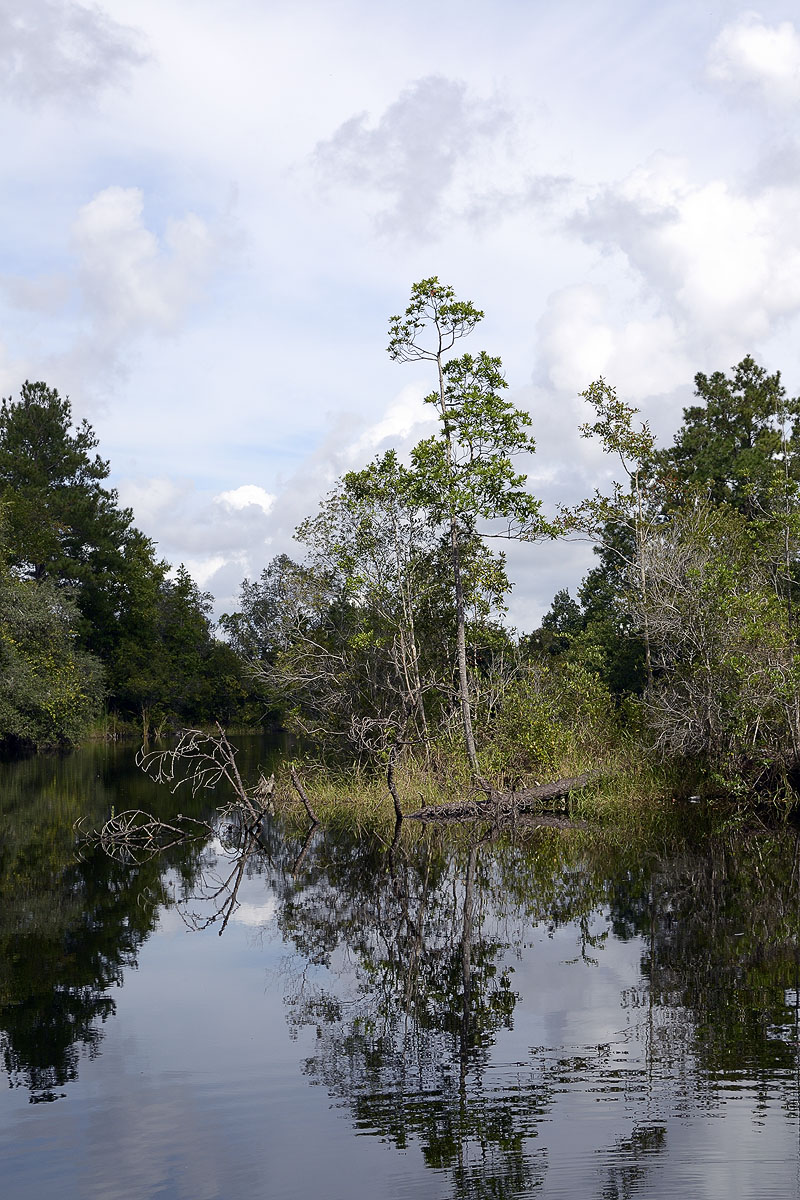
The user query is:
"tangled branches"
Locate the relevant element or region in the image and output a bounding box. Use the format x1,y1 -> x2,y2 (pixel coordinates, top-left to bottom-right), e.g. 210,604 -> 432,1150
75,809 -> 212,865
135,724 -> 260,821
78,727 -> 276,870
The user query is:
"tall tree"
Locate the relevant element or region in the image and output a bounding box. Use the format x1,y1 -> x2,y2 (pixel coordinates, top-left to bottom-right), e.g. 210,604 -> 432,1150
388,279 -> 550,775
0,381 -> 133,660
563,379 -> 661,691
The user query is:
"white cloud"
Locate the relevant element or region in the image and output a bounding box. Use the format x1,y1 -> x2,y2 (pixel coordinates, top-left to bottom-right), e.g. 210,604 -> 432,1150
574,155 -> 800,352
344,383 -> 433,461
215,484 -> 275,515
116,476 -> 189,528
177,554 -> 230,590
115,474 -> 276,612
73,186 -> 217,339
538,284 -> 691,400
0,0 -> 147,105
708,13 -> 800,107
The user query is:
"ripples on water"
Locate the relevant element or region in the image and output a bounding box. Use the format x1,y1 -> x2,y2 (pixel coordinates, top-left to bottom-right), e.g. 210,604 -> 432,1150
0,738 -> 799,1199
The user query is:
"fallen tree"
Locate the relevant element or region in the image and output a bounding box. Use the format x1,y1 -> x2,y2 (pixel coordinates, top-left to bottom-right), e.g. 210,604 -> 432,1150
404,772 -> 595,824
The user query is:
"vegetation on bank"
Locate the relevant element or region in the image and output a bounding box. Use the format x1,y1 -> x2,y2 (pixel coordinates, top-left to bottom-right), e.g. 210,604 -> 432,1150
4,279 -> 800,810
0,381 -> 261,752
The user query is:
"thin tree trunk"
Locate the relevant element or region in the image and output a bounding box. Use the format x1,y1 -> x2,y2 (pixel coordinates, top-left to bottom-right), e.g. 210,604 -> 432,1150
438,351 -> 479,777
451,515 -> 479,774
635,470 -> 654,694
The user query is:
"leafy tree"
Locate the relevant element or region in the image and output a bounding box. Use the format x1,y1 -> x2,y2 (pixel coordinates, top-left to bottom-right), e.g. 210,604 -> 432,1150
295,451 -> 440,747
0,382 -> 134,661
656,356 -> 800,516
0,383 -> 249,739
636,501 -> 800,786
112,559 -> 242,739
563,378 -> 662,691
534,588 -> 583,656
389,279 -> 552,774
0,564 -> 104,749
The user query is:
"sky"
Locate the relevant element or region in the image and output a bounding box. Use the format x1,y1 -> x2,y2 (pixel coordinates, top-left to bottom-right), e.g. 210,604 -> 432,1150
3,0 -> 800,629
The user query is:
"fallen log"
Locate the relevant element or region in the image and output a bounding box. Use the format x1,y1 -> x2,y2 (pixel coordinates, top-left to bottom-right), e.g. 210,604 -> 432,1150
405,772 -> 595,823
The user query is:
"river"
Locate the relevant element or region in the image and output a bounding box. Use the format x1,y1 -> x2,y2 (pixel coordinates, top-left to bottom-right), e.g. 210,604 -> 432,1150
1,735 -> 799,1199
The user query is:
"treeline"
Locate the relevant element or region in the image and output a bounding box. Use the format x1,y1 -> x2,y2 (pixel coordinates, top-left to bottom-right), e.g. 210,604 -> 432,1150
0,382 -> 250,751
7,278 -> 800,801
223,281 -> 800,800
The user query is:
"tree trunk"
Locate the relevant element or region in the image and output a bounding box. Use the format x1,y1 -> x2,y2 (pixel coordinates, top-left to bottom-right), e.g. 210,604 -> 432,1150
451,515 -> 479,775
438,352 -> 479,777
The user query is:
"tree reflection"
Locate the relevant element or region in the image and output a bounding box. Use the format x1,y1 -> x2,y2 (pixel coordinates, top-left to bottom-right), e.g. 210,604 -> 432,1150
267,818 -> 800,1195
4,735 -> 800,1198
0,745 -> 208,1102
616,831 -> 800,1090
271,828 -> 575,1197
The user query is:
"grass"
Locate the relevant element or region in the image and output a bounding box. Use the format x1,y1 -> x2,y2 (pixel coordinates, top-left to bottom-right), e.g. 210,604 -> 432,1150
266,734 -> 690,838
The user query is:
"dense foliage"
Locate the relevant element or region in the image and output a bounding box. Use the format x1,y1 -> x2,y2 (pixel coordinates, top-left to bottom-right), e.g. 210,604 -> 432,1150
6,286 -> 800,802
0,383 -> 247,750
225,292 -> 800,799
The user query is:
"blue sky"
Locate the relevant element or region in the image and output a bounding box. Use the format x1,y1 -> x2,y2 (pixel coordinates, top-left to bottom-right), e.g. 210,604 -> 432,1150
3,0 -> 800,626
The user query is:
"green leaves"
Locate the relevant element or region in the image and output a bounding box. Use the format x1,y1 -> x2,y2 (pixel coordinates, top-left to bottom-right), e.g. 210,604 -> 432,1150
387,276 -> 484,362
656,355 -> 800,515
390,284 -> 551,541
0,567 -> 104,748
578,378 -> 655,469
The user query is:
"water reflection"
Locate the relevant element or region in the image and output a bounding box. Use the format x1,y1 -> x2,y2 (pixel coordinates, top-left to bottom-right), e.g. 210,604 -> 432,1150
1,741 -> 799,1197
272,830 -> 542,1196
0,744 -> 221,1102
261,820 -> 800,1195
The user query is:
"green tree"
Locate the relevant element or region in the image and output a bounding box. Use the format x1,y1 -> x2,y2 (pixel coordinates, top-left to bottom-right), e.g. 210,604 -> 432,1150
637,501 -> 800,786
656,356 -> 800,516
563,378 -> 661,692
0,557 -> 104,749
113,561 -> 241,739
0,382 -> 134,661
295,451 -> 439,748
389,279 -> 552,774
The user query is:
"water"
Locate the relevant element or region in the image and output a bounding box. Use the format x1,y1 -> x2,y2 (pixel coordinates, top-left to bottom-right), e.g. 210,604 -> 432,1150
1,737 -> 799,1198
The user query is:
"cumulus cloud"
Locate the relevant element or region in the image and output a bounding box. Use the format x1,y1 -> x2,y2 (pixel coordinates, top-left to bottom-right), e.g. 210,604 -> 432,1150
538,284 -> 691,400
572,154 -> 800,353
115,383 -> 442,618
0,0 -> 147,105
343,383 -> 433,462
73,186 -> 217,340
115,473 -> 275,608
215,485 -> 275,515
314,75 -> 527,238
0,185 -> 230,401
708,13 -> 800,107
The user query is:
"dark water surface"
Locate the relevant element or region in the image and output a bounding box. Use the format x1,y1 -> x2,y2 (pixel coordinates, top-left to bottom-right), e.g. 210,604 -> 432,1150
1,737 -> 800,1199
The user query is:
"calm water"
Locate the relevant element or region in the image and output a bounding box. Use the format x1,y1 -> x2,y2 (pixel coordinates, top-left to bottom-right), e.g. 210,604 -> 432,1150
1,737 -> 799,1199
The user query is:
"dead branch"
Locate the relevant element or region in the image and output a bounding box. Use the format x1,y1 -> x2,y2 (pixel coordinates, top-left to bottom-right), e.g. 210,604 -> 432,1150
136,727 -> 259,820
290,765 -> 319,824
